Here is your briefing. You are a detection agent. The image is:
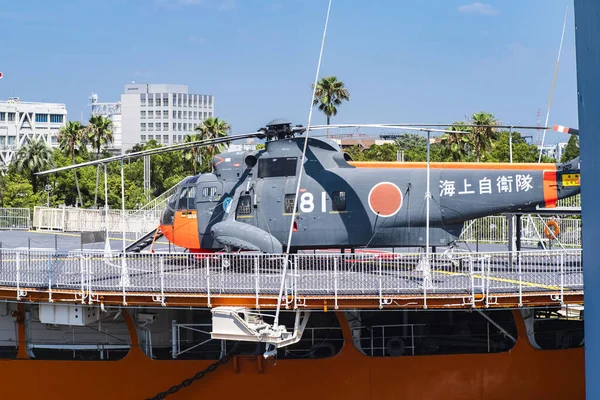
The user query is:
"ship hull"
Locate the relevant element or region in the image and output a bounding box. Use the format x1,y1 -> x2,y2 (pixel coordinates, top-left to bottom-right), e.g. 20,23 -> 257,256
0,308 -> 584,400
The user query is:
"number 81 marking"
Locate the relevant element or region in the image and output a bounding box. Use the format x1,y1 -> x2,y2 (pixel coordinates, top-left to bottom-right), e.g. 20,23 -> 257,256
299,192 -> 328,213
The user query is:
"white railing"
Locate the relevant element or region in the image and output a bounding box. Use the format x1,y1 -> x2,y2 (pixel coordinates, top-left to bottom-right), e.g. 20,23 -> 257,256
0,249 -> 582,308
0,208 -> 31,230
460,216 -> 581,248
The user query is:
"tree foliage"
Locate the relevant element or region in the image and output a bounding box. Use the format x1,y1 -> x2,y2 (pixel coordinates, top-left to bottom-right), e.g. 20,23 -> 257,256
561,135 -> 579,162
312,76 -> 350,126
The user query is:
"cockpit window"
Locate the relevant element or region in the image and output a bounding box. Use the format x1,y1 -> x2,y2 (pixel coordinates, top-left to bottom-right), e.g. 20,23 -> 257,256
177,187 -> 189,210
258,157 -> 297,178
187,186 -> 196,209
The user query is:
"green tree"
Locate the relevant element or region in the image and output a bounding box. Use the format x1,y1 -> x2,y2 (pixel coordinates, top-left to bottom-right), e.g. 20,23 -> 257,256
394,133 -> 427,161
364,143 -> 397,161
86,115 -> 114,207
440,123 -> 471,162
183,133 -> 203,174
468,112 -> 498,162
312,76 -> 350,136
486,131 -> 553,163
0,173 -> 41,208
57,121 -> 86,206
12,138 -> 54,190
194,117 -> 231,171
561,135 -> 579,162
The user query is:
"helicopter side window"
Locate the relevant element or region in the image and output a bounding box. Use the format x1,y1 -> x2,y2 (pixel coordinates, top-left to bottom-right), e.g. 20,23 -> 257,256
258,157 -> 298,178
284,194 -> 298,214
236,195 -> 252,215
332,191 -> 346,212
202,186 -> 218,198
187,187 -> 196,209
177,187 -> 189,210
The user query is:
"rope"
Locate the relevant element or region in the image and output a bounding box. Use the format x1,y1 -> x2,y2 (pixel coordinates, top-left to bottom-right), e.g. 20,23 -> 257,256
145,344 -> 238,400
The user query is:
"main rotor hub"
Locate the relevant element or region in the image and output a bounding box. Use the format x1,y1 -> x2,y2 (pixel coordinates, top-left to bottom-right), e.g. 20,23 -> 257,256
262,119 -> 304,141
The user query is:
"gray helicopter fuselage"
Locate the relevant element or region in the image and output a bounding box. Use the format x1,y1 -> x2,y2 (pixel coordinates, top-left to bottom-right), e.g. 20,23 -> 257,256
166,136 -> 579,252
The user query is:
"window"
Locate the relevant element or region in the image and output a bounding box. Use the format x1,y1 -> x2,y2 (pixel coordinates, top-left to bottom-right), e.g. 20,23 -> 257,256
163,96 -> 169,106
178,97 -> 182,107
236,195 -> 252,215
332,191 -> 346,211
178,111 -> 182,119
173,94 -> 177,104
183,123 -> 187,131
187,186 -> 196,209
173,123 -> 177,131
155,111 -> 161,120
184,111 -> 188,119
148,134 -> 154,140
193,97 -> 198,107
7,136 -> 16,145
284,194 -> 298,214
156,97 -> 161,107
0,112 -> 5,121
35,114 -> 48,123
177,187 -> 189,210
148,123 -> 154,131
141,111 -> 146,119
163,122 -> 169,131
163,135 -> 169,143
141,135 -> 147,142
141,123 -> 146,131
148,97 -> 154,106
172,110 -> 177,119
148,111 -> 154,119
178,123 -> 182,131
193,111 -> 198,119
202,186 -> 218,198
258,157 -> 298,178
141,95 -> 146,106
163,110 -> 168,119
49,114 -> 62,123
156,123 -> 161,131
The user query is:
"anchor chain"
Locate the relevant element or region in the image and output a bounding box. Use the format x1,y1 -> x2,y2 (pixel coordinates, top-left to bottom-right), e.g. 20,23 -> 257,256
146,344 -> 239,400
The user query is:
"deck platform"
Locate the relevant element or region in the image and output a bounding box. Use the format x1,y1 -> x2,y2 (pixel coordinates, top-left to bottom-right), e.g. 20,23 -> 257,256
0,248 -> 583,309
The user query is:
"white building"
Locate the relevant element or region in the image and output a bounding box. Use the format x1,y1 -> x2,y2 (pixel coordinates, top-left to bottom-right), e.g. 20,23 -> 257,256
92,84 -> 215,151
0,97 -> 67,172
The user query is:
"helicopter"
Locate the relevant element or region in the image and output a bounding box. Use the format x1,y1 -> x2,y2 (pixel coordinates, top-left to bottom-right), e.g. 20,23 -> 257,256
154,119 -> 581,254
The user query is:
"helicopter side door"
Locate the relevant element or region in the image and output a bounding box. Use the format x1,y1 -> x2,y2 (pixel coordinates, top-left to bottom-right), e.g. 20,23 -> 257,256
197,181 -> 224,248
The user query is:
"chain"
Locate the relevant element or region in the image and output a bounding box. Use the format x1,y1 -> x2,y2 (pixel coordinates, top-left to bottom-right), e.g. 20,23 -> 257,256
146,345 -> 238,400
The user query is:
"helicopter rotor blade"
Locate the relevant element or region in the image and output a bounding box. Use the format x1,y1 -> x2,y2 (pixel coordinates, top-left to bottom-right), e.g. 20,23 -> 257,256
553,124 -> 579,136
36,130 -> 267,176
307,124 -> 471,135
309,123 -> 553,130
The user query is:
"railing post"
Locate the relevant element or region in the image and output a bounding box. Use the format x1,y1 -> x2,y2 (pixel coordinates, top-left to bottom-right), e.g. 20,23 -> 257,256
378,257 -> 383,309
160,256 -> 165,307
80,256 -> 85,304
171,320 -> 177,359
16,252 -> 21,300
254,255 -> 259,309
560,252 -> 565,305
334,257 -> 338,310
205,257 -> 211,307
48,255 -> 52,303
518,253 -> 523,307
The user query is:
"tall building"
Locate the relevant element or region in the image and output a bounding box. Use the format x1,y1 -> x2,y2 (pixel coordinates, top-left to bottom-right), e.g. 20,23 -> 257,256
90,93 -> 122,149
119,84 -> 214,150
0,97 -> 67,172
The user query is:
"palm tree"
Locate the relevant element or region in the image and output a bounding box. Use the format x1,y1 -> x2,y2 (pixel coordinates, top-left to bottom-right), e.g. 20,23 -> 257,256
440,122 -> 471,162
312,76 -> 350,137
468,112 -> 498,162
13,138 -> 54,190
194,117 -> 231,171
58,121 -> 85,206
183,133 -> 203,174
86,115 -> 113,206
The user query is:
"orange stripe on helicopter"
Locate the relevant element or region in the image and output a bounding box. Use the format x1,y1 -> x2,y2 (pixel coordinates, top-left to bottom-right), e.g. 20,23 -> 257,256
542,170 -> 558,208
349,161 -> 556,171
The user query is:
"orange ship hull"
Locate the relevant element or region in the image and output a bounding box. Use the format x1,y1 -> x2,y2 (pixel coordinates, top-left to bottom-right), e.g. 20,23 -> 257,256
0,307 -> 584,400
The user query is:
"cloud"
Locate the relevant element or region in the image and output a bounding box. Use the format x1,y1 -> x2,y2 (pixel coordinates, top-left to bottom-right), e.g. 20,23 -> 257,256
457,2 -> 500,16
218,0 -> 236,11
188,35 -> 207,44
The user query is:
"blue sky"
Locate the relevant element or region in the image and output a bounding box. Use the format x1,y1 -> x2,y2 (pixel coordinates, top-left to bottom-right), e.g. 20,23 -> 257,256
0,0 -> 577,144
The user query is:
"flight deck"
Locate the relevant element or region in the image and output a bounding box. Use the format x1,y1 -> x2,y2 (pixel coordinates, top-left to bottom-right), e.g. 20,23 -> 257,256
0,234 -> 583,309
